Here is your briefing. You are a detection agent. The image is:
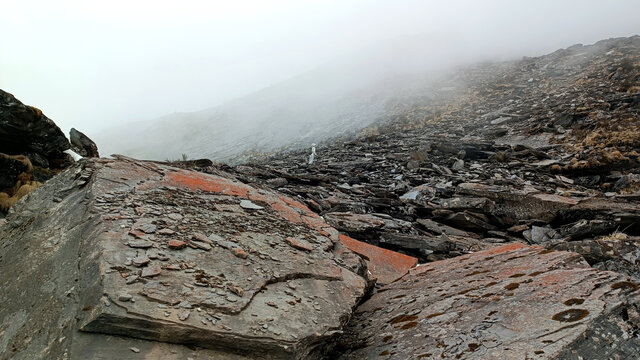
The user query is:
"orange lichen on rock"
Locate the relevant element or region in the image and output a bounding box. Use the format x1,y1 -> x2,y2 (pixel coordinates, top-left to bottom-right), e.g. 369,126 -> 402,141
166,170 -> 250,197
280,195 -> 316,217
165,166 -> 419,285
483,242 -> 530,255
167,170 -> 335,233
338,234 -> 417,284
267,200 -> 303,224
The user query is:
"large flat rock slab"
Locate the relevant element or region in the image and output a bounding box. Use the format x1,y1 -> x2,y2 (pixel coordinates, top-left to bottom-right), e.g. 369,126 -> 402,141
334,243 -> 640,359
0,158 -> 393,360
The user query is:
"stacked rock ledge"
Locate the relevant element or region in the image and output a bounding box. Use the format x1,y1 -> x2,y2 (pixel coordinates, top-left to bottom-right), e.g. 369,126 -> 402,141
0,158 -> 383,359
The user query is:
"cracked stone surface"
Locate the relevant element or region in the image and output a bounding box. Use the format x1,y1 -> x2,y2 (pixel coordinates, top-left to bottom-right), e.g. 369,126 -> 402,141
333,243 -> 640,359
0,158 -> 384,360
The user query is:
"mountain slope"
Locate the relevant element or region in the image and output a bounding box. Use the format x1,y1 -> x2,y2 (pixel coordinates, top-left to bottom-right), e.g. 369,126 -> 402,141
92,34 -> 498,162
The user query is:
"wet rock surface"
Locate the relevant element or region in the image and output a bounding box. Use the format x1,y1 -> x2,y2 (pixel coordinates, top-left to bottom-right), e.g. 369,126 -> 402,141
332,244 -> 640,359
0,158 -> 385,360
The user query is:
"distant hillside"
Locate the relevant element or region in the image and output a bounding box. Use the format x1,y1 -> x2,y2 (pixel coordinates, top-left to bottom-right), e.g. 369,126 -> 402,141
92,34 -> 495,162
94,35 -> 639,163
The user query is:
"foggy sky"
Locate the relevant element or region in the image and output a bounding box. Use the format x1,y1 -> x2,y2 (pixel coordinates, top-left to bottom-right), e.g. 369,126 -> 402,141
1,0 -> 639,137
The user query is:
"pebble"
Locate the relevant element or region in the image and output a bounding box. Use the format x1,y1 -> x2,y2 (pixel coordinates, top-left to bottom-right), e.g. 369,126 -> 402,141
132,255 -> 150,267
285,237 -> 314,252
141,264 -> 162,278
158,228 -> 176,235
167,213 -> 183,221
118,294 -> 133,302
451,159 -> 465,171
232,248 -> 249,259
168,240 -> 187,249
140,223 -> 156,234
178,310 -> 191,321
192,232 -> 212,244
128,240 -> 153,249
191,241 -> 212,251
240,199 -> 264,210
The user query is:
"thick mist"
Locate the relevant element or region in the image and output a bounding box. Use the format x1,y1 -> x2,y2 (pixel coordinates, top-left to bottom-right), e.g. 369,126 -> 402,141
1,0 -> 639,160
93,34 -> 495,161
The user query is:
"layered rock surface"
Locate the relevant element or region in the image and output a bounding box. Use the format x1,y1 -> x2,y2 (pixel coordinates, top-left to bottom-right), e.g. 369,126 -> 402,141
333,243 -> 640,359
0,158 -> 416,360
214,36 -> 640,282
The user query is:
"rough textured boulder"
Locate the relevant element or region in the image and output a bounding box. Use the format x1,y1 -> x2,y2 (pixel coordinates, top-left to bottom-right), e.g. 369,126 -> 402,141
0,89 -> 74,215
0,89 -> 70,163
69,127 -> 99,157
334,243 -> 640,359
0,158 -> 416,360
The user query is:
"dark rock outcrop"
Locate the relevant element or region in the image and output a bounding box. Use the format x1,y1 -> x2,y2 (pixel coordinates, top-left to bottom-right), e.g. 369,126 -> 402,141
0,153 -> 30,190
70,127 -> 99,157
0,89 -> 75,214
0,89 -> 70,161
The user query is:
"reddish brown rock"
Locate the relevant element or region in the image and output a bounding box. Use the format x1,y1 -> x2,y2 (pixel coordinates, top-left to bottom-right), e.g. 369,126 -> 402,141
128,229 -> 146,239
232,247 -> 249,259
285,237 -> 313,252
334,243 -> 640,359
168,240 -> 187,249
338,234 -> 417,284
